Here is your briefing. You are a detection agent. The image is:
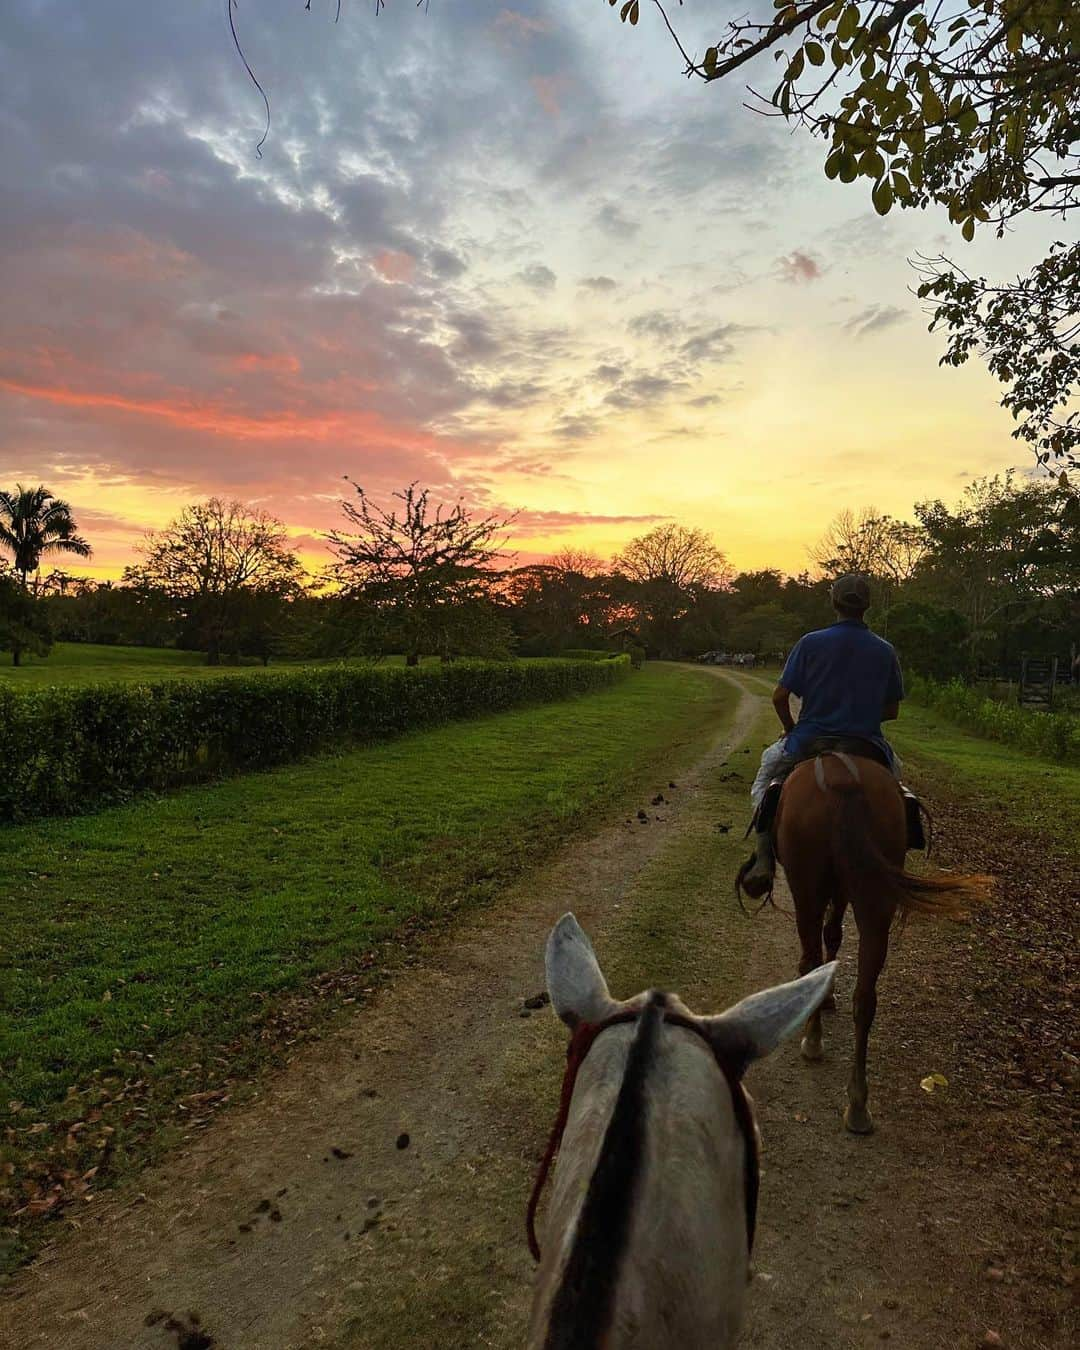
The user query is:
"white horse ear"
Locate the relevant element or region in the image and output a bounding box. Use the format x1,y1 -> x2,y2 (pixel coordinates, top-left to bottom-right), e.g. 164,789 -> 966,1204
545,913 -> 622,1029
703,963 -> 837,1072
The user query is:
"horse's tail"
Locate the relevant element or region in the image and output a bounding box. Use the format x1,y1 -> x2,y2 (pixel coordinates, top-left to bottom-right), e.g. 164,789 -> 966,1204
827,775 -> 991,924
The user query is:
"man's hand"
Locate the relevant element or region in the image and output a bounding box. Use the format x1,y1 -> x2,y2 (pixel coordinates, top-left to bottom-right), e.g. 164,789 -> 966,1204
772,684 -> 795,735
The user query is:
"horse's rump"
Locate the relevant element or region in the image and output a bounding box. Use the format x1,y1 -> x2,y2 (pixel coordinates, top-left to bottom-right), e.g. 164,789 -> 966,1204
778,755 -> 991,924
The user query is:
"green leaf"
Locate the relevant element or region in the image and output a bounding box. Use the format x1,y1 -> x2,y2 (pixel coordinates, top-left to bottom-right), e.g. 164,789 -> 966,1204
872,178 -> 893,215
806,40 -> 825,66
837,4 -> 859,43
922,88 -> 945,124
787,48 -> 805,81
859,147 -> 886,179
962,216 -> 975,242
704,46 -> 718,77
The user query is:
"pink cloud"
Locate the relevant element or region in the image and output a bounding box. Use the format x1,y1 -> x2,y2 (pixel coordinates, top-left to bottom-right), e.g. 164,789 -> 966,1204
776,251 -> 824,284
530,75 -> 568,119
372,250 -> 417,284
494,10 -> 550,43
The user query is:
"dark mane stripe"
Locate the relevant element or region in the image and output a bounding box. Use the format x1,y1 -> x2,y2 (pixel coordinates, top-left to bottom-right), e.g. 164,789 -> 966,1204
543,991 -> 667,1350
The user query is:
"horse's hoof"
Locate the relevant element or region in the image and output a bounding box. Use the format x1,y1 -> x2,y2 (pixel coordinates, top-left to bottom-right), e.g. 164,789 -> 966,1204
821,992 -> 837,1012
800,1036 -> 824,1062
844,1104 -> 874,1135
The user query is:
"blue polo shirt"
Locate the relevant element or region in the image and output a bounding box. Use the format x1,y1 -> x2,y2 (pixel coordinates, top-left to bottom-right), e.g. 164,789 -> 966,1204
779,619 -> 903,761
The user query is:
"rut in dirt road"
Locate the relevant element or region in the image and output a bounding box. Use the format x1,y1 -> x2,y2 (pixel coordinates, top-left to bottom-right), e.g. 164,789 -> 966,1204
1,670 -> 1067,1350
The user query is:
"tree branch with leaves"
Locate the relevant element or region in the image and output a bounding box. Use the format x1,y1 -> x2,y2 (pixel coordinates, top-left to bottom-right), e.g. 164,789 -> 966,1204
611,0 -> 1079,463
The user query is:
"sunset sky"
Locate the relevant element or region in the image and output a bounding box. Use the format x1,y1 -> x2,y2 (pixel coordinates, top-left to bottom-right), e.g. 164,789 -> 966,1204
0,1 -> 1060,582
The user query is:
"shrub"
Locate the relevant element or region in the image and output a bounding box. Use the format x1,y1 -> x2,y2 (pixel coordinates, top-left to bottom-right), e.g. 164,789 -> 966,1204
907,674 -> 1080,763
0,657 -> 630,821
560,648 -> 620,661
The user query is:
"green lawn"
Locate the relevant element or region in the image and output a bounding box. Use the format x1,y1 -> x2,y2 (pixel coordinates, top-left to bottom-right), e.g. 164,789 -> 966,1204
0,663 -> 731,1256
891,700 -> 1080,853
0,642 -> 453,687
0,642 -> 242,685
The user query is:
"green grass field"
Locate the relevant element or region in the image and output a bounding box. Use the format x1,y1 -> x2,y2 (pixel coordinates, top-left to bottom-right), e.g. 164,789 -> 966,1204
891,700 -> 1080,852
0,642 -> 451,687
0,642 -> 249,685
0,663 -> 731,1257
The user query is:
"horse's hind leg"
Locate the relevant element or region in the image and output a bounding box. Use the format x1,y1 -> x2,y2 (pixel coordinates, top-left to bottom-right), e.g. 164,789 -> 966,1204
821,896 -> 848,1011
845,911 -> 890,1134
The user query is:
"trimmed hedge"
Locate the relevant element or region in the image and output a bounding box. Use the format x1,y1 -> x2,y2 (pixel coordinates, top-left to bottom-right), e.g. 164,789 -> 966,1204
908,674 -> 1080,764
0,656 -> 631,822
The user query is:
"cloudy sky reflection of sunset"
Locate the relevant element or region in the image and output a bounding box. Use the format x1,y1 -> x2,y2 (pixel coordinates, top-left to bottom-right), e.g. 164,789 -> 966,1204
0,2 -> 1057,582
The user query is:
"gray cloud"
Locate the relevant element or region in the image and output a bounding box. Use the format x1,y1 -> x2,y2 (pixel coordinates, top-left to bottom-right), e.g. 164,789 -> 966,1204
594,201 -> 639,239
517,263 -> 557,291
604,373 -> 688,410
580,275 -> 617,292
844,305 -> 909,337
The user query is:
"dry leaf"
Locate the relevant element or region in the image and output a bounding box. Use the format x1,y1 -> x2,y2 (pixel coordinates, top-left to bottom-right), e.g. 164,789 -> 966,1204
919,1072 -> 949,1093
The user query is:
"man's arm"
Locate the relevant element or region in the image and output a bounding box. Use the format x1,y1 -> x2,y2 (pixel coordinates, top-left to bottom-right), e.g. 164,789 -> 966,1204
882,700 -> 900,722
772,684 -> 796,734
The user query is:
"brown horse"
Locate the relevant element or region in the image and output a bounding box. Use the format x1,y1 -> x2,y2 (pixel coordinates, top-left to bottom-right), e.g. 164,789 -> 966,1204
772,751 -> 991,1134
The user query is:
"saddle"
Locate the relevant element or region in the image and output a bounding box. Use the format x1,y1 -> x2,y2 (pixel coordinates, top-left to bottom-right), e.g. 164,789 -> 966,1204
793,734 -> 892,771
753,736 -> 927,851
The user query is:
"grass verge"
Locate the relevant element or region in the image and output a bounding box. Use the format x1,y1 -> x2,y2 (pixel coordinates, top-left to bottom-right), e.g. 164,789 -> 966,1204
891,700 -> 1080,856
0,663 -> 731,1270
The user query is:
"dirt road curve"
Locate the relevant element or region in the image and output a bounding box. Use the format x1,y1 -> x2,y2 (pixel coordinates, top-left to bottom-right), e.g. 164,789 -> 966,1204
0,671 -> 1067,1349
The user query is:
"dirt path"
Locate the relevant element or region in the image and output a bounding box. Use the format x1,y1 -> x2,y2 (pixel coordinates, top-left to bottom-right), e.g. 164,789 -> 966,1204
0,671 -> 1065,1350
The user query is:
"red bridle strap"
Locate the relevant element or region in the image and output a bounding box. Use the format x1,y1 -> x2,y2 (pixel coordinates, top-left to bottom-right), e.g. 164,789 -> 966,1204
525,1009 -> 639,1262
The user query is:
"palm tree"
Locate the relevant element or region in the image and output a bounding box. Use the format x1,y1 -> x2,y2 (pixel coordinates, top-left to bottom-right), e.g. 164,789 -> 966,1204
0,484 -> 91,591
0,485 -> 91,665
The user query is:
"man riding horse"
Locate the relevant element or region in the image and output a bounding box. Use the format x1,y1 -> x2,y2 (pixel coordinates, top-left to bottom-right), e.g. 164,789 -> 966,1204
739,572 -> 924,900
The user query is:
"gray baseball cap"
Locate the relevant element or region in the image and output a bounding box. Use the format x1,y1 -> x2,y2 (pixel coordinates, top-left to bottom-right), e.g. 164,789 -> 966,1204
830,572 -> 871,609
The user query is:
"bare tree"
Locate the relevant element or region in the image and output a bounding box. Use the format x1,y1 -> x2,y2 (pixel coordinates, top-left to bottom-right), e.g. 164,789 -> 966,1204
124,498 -> 304,664
808,507 -> 925,582
614,523 -> 731,591
547,547 -> 605,579
328,481 -> 513,664
613,524 -> 732,657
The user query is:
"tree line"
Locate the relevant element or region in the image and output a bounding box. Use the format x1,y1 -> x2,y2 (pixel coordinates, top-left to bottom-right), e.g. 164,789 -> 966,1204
1,473 -> 1076,676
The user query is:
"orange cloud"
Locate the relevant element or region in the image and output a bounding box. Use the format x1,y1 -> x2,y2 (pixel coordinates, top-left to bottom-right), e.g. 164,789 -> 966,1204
231,352 -> 302,374
0,375 -> 455,453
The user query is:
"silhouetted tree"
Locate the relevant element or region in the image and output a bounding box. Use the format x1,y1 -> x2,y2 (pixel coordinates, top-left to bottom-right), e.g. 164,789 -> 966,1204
0,485 -> 90,664
328,482 -> 513,664
124,499 -> 304,664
